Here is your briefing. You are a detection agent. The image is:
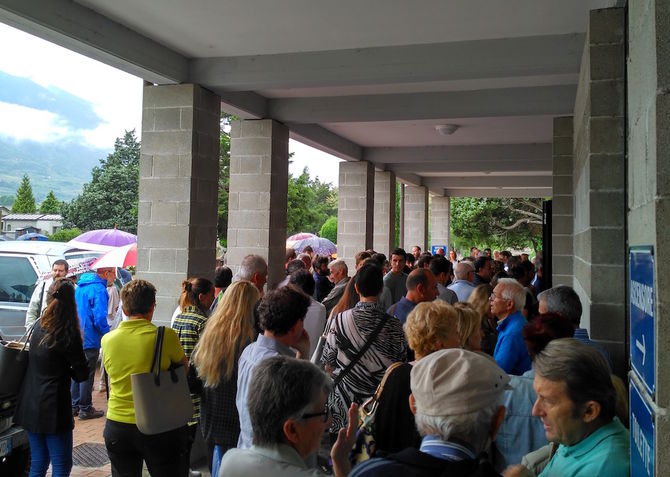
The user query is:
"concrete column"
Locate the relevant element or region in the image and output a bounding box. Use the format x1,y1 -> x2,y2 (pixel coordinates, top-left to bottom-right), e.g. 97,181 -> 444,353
404,185 -> 428,253
430,196 -> 450,253
337,161 -> 374,271
628,0 -> 670,472
373,170 -> 396,256
227,119 -> 289,290
552,116 -> 574,286
138,84 -> 220,322
572,8 -> 626,372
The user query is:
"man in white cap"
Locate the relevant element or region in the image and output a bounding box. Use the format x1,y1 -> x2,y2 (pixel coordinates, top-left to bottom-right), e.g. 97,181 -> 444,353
349,348 -> 508,477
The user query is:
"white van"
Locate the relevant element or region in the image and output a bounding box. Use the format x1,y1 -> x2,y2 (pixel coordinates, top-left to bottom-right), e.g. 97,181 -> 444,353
0,242 -> 102,340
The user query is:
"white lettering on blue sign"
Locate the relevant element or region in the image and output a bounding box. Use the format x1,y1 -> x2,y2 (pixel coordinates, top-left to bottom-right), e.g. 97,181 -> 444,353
630,279 -> 654,318
632,411 -> 652,474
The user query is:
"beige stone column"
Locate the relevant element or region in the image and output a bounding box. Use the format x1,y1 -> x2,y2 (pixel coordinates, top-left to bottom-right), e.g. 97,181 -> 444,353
137,84 -> 220,322
403,185 -> 428,253
430,196 -> 450,253
226,119 -> 289,290
337,161 -> 374,271
373,170 -> 396,256
552,116 -> 574,286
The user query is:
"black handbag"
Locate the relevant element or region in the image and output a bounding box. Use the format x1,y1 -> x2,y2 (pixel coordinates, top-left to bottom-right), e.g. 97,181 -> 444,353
0,321 -> 37,396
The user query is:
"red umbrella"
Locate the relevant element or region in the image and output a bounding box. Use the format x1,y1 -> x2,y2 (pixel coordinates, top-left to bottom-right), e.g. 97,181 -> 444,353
91,243 -> 137,269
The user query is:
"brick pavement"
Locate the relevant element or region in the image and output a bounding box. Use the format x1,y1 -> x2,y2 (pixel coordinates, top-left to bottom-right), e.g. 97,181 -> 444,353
45,370 -> 111,477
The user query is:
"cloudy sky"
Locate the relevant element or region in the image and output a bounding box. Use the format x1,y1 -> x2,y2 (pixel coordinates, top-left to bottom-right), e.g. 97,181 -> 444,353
0,23 -> 341,185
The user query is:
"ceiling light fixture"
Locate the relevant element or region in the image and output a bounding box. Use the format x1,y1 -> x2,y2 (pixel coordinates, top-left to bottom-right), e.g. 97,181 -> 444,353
434,124 -> 460,136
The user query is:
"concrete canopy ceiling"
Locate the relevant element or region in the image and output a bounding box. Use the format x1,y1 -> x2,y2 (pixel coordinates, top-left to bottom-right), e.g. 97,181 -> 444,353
0,0 -> 622,197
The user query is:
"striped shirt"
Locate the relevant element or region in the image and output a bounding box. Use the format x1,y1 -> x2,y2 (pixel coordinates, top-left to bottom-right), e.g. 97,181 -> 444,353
322,301 -> 408,432
173,305 -> 208,424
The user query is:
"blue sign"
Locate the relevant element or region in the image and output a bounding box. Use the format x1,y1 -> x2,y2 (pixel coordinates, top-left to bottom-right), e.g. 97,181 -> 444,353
630,377 -> 654,477
431,245 -> 446,255
630,247 -> 655,395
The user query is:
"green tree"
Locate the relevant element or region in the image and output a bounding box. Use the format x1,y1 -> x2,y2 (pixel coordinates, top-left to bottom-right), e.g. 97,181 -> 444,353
287,167 -> 337,236
319,216 -> 337,242
11,174 -> 36,213
39,190 -> 61,214
63,130 -> 140,233
49,227 -> 82,242
450,197 -> 543,252
217,114 -> 232,246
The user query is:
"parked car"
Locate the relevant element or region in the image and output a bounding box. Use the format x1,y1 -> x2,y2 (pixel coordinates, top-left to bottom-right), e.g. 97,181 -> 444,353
0,241 -> 104,476
0,241 -> 102,341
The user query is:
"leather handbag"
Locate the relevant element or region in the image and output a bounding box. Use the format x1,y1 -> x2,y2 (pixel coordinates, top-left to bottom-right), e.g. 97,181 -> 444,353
130,326 -> 192,435
0,321 -> 37,396
350,361 -> 404,464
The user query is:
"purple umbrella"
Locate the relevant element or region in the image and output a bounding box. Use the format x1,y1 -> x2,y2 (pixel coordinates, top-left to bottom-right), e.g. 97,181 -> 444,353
292,236 -> 337,255
70,228 -> 137,247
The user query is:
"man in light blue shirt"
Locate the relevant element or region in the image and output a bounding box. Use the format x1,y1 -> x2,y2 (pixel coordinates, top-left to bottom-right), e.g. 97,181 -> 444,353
236,287 -> 311,449
505,338 -> 629,477
447,261 -> 476,302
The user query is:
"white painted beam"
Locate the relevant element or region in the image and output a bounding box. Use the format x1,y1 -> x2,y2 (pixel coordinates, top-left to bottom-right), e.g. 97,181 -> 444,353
364,144 -> 551,164
443,188 -> 552,198
219,91 -> 267,119
189,34 -> 584,91
0,0 -> 187,84
288,124 -> 363,162
267,85 -> 576,123
423,176 -> 552,189
389,160 -> 550,175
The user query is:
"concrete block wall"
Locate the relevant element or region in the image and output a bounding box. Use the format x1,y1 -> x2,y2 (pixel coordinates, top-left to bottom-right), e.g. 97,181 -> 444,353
138,84 -> 220,322
373,170 -> 396,256
227,119 -> 289,290
552,116 -> 575,286
403,185 -> 428,253
430,196 -> 450,252
572,8 -> 626,372
337,161 -> 374,271
628,0 -> 670,472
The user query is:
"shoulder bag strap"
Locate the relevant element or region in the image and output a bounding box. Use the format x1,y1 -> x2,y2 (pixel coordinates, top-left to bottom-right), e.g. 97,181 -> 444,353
150,326 -> 165,384
333,313 -> 387,389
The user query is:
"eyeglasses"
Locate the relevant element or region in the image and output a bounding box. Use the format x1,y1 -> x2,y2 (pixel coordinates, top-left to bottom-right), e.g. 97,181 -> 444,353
301,403 -> 330,423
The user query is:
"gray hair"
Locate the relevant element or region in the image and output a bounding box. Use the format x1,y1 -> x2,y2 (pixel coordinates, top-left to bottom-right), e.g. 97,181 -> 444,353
414,402 -> 499,454
534,338 -> 616,424
248,356 -> 332,446
496,278 -> 525,312
538,285 -> 582,327
329,259 -> 348,275
237,254 -> 267,281
454,261 -> 474,280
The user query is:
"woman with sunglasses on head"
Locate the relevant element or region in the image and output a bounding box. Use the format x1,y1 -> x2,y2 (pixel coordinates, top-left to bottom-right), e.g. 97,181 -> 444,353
14,278 -> 90,477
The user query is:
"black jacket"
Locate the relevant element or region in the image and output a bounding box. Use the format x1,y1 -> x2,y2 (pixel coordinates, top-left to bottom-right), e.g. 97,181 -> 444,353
14,324 -> 89,433
351,447 -> 501,477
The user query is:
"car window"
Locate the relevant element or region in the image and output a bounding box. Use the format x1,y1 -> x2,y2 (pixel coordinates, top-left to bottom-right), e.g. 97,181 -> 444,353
0,256 -> 38,304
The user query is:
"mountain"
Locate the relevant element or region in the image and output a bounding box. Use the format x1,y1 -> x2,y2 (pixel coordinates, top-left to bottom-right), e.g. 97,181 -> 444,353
0,137 -> 109,202
0,71 -> 114,203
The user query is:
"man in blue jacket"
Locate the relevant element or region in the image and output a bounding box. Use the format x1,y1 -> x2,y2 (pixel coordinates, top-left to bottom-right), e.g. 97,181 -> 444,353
72,267 -> 114,419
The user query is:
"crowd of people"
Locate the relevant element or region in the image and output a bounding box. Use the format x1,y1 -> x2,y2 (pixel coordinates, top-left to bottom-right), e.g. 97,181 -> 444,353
13,244 -> 630,477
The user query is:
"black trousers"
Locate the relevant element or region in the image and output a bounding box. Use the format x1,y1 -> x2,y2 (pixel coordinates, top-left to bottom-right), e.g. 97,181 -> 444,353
103,419 -> 189,477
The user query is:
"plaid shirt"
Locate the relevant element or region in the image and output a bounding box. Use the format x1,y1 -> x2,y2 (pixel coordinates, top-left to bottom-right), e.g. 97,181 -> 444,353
173,306 -> 208,424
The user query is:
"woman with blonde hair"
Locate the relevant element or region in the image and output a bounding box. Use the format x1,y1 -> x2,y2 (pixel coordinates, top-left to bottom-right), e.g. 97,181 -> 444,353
372,300 -> 461,456
190,280 -> 260,476
468,283 -> 498,355
453,302 -> 484,351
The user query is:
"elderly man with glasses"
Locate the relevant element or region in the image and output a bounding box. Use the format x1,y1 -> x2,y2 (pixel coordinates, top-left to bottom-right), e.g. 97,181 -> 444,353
220,356 -> 357,477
